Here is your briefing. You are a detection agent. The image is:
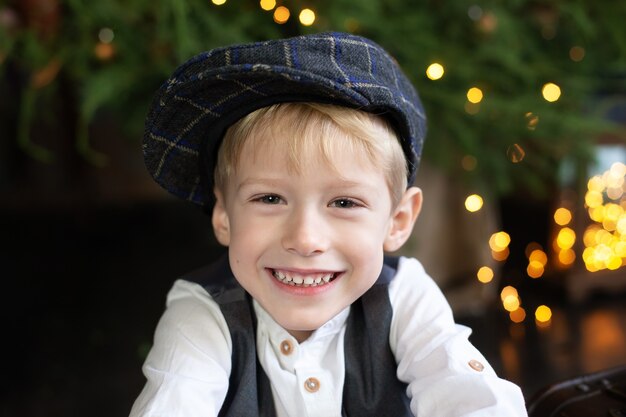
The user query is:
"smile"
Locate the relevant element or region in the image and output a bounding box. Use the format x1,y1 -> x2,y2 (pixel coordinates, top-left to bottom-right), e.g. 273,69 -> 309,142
271,269 -> 338,287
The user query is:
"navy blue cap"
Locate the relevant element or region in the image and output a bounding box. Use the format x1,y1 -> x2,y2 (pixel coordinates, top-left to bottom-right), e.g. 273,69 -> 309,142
143,32 -> 427,208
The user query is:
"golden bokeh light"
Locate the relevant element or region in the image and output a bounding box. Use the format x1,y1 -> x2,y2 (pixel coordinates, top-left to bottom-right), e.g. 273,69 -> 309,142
542,82 -> 561,102
426,63 -> 445,80
510,307 -> 526,323
527,260 -> 544,278
465,194 -> 484,212
273,6 -> 290,23
492,247 -> 510,261
212,0 -> 227,5
299,8 -> 315,26
490,231 -> 511,251
535,305 -> 552,323
503,295 -> 520,312
529,249 -> 548,265
477,266 -> 494,283
558,248 -> 576,265
259,0 -> 276,11
588,175 -> 605,192
585,190 -> 604,208
500,286 -> 518,301
582,162 -> 626,272
556,227 -> 576,249
467,87 -> 484,104
554,207 -> 572,226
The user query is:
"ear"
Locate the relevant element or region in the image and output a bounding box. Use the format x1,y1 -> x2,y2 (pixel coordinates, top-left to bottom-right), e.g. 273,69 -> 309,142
383,187 -> 423,252
211,189 -> 231,247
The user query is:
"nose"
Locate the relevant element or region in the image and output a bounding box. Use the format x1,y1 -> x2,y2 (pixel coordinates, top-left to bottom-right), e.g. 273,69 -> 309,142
282,207 -> 329,256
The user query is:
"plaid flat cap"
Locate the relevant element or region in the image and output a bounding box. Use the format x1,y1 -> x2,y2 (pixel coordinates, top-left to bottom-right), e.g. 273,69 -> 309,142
143,31 -> 427,208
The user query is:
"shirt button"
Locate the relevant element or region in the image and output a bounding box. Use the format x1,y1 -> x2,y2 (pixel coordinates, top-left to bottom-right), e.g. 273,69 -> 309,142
468,359 -> 485,372
304,377 -> 320,393
280,339 -> 293,356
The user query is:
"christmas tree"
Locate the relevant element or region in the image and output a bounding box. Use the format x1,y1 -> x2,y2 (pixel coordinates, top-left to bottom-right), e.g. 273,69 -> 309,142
1,0 -> 625,198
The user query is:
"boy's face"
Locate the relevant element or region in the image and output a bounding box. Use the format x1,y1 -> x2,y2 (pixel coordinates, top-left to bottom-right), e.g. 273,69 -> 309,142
212,134 -> 421,342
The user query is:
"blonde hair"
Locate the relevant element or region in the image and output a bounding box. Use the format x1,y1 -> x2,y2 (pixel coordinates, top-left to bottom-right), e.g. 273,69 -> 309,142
214,102 -> 408,206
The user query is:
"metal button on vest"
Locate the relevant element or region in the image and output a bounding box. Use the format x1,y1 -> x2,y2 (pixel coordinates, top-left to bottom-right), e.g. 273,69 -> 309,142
280,340 -> 293,356
304,377 -> 320,393
468,359 -> 485,372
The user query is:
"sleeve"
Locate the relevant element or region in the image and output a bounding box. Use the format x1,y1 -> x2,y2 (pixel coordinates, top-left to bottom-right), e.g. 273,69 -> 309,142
129,279 -> 232,417
388,257 -> 528,417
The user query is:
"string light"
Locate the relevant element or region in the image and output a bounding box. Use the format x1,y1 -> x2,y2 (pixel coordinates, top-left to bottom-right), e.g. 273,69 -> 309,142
426,63 -> 444,80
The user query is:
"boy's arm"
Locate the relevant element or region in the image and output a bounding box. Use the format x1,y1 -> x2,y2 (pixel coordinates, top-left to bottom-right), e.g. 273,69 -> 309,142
389,257 -> 528,417
129,280 -> 232,417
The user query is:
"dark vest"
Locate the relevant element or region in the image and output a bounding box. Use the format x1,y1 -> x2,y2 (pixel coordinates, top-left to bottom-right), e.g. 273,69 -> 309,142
183,255 -> 412,417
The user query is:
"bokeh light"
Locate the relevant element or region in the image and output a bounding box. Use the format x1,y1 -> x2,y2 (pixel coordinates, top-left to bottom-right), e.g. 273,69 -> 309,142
273,6 -> 290,23
581,162 -> 626,272
467,87 -> 484,104
542,82 -> 561,102
510,307 -> 526,323
299,8 -> 315,26
554,207 -> 572,226
426,63 -> 444,80
461,155 -> 477,171
465,194 -> 484,212
259,0 -> 276,11
569,46 -> 585,62
477,266 -> 494,283
535,305 -> 552,323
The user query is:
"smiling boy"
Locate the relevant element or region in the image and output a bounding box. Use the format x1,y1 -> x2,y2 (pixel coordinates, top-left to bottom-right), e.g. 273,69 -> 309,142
130,33 -> 527,416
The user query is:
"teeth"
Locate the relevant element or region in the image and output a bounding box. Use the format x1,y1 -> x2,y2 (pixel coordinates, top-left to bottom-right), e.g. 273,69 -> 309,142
272,270 -> 336,287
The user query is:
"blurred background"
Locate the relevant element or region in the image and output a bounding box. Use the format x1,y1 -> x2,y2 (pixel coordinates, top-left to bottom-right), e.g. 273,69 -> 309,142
1,0 -> 625,415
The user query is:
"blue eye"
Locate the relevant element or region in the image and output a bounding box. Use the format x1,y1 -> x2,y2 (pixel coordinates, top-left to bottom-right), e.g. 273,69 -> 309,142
331,198 -> 359,208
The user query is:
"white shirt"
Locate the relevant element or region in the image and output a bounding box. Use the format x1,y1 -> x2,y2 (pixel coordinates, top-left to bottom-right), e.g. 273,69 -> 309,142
129,257 -> 528,416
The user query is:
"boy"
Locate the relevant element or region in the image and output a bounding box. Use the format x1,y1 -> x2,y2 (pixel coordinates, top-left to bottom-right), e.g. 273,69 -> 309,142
131,32 -> 527,416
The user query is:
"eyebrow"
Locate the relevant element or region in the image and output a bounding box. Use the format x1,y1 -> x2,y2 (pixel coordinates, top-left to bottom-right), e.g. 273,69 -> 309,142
237,177 -> 381,194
